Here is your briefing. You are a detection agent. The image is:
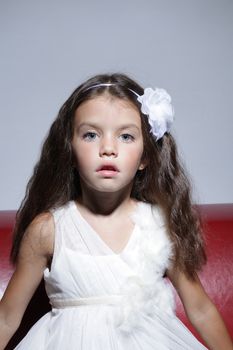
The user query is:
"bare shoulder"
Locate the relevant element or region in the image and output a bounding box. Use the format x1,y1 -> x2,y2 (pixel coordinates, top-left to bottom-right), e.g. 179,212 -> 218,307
0,213 -> 55,329
27,211 -> 54,235
19,211 -> 55,261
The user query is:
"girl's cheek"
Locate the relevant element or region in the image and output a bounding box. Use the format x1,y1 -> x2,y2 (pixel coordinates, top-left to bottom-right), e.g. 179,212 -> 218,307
123,146 -> 143,165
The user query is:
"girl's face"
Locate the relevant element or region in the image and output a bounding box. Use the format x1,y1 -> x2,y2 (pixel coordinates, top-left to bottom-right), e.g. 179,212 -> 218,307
72,95 -> 145,195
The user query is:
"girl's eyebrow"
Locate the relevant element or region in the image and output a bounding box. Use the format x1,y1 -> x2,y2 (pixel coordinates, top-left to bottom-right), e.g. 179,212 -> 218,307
77,123 -> 99,130
118,124 -> 140,132
77,122 -> 140,132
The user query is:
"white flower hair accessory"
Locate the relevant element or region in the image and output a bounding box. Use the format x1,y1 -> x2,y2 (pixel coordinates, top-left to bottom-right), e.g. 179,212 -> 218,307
137,87 -> 174,141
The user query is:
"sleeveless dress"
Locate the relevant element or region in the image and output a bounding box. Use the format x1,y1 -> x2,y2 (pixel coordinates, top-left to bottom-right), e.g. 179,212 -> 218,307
14,200 -> 208,349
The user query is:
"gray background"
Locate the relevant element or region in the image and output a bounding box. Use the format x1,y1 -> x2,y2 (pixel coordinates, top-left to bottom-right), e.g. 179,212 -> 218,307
0,0 -> 233,210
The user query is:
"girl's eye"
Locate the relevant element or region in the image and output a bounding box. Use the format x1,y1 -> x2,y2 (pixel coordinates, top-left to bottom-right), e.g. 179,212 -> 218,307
83,132 -> 97,141
120,133 -> 135,142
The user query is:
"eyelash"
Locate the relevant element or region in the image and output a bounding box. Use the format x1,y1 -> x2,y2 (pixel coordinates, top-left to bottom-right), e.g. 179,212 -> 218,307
120,134 -> 135,142
82,132 -> 135,142
83,132 -> 97,141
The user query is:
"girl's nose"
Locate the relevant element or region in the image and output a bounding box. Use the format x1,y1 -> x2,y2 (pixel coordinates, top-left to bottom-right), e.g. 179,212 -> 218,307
99,136 -> 118,158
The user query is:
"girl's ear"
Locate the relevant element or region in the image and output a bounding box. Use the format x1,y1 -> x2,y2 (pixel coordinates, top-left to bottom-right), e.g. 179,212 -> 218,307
138,160 -> 148,171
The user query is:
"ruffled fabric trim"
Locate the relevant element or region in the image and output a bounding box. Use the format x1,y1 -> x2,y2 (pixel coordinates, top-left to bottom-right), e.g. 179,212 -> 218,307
115,202 -> 175,333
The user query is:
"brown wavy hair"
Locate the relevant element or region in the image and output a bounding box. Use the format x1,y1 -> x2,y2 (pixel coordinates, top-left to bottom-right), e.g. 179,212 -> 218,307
11,73 -> 206,278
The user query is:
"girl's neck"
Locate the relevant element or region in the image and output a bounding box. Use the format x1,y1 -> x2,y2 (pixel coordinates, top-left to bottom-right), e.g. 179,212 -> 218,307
76,187 -> 136,217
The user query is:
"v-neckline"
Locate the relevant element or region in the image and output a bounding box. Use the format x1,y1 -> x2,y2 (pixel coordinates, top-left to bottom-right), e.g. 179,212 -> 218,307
71,200 -> 140,256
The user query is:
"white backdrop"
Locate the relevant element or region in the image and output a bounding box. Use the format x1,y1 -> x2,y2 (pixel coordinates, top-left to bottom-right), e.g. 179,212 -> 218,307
0,0 -> 233,209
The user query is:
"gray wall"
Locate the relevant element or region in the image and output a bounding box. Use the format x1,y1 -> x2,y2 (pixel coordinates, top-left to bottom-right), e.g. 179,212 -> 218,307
0,0 -> 233,209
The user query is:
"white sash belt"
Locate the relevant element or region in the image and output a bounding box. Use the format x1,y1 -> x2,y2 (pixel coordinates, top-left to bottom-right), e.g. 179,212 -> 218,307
50,295 -> 123,309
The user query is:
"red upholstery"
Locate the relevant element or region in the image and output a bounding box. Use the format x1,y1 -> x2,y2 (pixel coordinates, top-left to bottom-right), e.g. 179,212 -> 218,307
0,205 -> 232,349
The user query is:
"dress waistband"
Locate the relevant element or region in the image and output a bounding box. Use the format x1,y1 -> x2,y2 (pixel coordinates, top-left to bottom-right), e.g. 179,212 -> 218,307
50,295 -> 123,309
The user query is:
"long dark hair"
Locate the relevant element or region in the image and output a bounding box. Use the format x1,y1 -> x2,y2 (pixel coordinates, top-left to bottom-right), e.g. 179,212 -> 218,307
11,73 -> 206,277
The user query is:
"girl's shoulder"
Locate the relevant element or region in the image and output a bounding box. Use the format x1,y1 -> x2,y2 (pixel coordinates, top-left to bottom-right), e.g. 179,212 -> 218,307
28,211 -> 54,236
21,211 -> 55,258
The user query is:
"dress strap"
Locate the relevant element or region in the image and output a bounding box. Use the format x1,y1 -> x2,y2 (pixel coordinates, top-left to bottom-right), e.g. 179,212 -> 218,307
50,295 -> 123,308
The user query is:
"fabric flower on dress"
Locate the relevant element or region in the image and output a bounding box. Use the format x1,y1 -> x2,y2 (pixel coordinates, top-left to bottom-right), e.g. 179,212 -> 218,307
137,88 -> 174,141
115,203 -> 175,333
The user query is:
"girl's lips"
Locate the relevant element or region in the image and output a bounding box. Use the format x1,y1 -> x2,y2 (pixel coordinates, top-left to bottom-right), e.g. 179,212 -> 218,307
96,165 -> 119,172
97,169 -> 119,177
96,165 -> 119,177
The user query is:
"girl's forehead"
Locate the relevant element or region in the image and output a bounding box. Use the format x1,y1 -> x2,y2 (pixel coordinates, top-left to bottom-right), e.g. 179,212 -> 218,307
74,95 -> 141,127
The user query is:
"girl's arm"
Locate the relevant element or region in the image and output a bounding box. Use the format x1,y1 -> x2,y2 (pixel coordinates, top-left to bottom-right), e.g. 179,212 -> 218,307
167,268 -> 233,350
0,213 -> 54,350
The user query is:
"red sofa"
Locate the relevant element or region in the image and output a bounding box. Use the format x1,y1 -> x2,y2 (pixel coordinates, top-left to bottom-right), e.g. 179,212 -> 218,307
0,204 -> 232,349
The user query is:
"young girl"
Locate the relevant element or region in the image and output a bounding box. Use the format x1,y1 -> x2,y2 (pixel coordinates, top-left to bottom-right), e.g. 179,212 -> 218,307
0,73 -> 232,350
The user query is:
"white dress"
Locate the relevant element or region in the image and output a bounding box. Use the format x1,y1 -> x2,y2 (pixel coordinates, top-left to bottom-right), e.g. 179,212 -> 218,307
14,200 -> 208,349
